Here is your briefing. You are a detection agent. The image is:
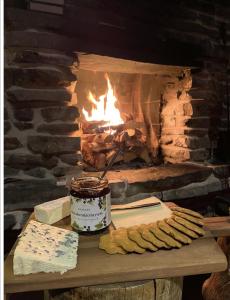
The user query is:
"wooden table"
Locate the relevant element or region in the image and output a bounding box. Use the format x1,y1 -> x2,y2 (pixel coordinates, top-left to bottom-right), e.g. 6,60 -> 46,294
4,213 -> 229,299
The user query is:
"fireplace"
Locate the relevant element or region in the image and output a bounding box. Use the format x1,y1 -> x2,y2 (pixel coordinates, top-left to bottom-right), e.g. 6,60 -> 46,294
4,1 -> 230,216
75,53 -> 209,171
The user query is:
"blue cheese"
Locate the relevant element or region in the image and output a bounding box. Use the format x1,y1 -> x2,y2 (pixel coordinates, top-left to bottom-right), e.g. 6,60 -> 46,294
13,220 -> 79,275
34,196 -> 70,224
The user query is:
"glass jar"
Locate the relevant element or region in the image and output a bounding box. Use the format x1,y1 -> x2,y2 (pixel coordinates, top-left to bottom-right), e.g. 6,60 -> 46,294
70,176 -> 111,233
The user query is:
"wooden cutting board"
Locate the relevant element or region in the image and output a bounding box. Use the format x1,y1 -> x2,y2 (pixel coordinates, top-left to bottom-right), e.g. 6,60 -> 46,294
4,213 -> 228,294
111,197 -> 172,228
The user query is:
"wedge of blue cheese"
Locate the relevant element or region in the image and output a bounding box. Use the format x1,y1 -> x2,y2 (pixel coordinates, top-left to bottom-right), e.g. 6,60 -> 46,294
34,196 -> 70,224
13,220 -> 79,275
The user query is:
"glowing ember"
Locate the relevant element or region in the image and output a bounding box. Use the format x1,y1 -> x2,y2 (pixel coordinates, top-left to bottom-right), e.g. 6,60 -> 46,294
82,74 -> 124,126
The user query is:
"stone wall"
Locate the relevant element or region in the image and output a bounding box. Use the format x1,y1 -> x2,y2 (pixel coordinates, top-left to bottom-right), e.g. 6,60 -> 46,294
160,69 -> 210,163
4,47 -> 82,210
4,1 -> 230,212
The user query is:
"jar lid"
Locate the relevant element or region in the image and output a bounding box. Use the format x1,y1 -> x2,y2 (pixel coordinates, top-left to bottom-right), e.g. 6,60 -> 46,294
71,176 -> 108,195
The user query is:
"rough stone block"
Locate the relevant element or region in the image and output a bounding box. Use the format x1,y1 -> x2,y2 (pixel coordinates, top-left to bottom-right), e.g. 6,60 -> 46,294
162,145 -> 209,162
207,164 -> 230,179
4,179 -> 68,211
7,86 -> 72,104
5,137 -> 22,150
189,88 -> 214,100
14,108 -> 34,122
14,49 -> 76,67
162,116 -> 176,127
163,174 -> 222,201
5,31 -> 77,53
41,106 -> 79,122
14,122 -> 33,130
173,135 -> 210,149
4,166 -> 20,177
59,153 -> 82,165
37,123 -> 79,135
5,65 -> 77,88
162,127 -> 208,136
52,166 -> 82,177
24,167 -> 47,178
177,117 -> 210,128
6,7 -> 63,33
28,135 -> 81,155
163,116 -> 209,128
183,100 -> 209,117
104,164 -> 212,198
4,121 -> 11,134
5,153 -> 58,170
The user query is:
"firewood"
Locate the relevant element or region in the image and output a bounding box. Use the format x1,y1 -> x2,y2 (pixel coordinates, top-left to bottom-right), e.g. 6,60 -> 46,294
125,138 -> 143,149
93,133 -> 114,144
93,134 -> 106,144
81,134 -> 96,143
139,148 -> 151,164
114,131 -> 127,144
92,143 -> 116,153
82,121 -> 107,134
81,143 -> 94,166
94,153 -> 106,170
126,129 -> 135,137
123,151 -> 138,162
106,150 -> 123,164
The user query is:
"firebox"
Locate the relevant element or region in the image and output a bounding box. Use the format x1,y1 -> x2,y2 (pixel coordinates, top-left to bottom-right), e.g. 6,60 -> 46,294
76,53 -> 209,171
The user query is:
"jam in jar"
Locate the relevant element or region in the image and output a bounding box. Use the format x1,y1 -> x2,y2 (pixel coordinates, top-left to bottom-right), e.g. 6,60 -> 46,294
70,176 -> 111,233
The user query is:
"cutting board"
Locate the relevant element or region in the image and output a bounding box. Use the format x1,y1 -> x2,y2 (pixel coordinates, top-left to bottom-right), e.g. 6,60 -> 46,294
111,197 -> 172,229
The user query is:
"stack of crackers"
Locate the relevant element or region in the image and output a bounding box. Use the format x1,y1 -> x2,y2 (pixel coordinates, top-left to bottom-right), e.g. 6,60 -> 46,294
99,206 -> 205,254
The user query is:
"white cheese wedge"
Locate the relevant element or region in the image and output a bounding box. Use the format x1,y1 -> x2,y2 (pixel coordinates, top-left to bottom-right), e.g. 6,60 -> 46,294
34,196 -> 70,224
13,220 -> 79,275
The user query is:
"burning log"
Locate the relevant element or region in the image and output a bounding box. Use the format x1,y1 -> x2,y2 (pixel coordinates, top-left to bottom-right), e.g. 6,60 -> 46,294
81,122 -> 152,171
139,148 -> 151,164
93,133 -> 114,144
81,142 -> 94,167
82,121 -> 107,134
94,153 -> 106,170
91,143 -> 116,153
106,150 -> 123,164
123,151 -> 138,163
79,74 -> 155,170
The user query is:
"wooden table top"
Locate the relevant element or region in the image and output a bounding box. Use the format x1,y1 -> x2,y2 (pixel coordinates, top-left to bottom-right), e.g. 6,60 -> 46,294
4,213 -> 228,294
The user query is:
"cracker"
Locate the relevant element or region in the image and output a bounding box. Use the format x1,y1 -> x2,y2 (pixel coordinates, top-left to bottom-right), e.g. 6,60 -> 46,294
173,216 -> 205,236
112,228 -> 146,253
138,224 -> 170,249
166,218 -> 199,238
99,233 -> 127,254
171,207 -> 203,219
158,220 -> 192,244
149,223 -> 182,248
173,211 -> 204,226
127,226 -> 157,251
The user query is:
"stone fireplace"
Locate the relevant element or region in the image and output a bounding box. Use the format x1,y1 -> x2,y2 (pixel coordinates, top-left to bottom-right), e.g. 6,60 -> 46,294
76,54 -> 209,170
4,1 -> 230,217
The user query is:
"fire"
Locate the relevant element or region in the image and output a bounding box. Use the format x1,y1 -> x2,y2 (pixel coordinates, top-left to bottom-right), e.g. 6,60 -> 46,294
82,74 -> 124,126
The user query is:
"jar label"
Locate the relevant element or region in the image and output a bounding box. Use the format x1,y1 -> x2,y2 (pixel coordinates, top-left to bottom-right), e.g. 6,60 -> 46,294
71,193 -> 111,232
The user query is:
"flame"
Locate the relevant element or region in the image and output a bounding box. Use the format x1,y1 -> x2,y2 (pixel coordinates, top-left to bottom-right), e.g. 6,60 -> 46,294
82,74 -> 124,126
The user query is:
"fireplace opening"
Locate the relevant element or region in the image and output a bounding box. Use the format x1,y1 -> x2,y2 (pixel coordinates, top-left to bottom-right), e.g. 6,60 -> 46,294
78,71 -> 162,170
76,53 -> 196,171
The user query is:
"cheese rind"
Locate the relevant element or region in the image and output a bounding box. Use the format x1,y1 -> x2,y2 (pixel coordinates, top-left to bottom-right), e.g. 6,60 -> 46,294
13,220 -> 79,275
34,196 -> 70,224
